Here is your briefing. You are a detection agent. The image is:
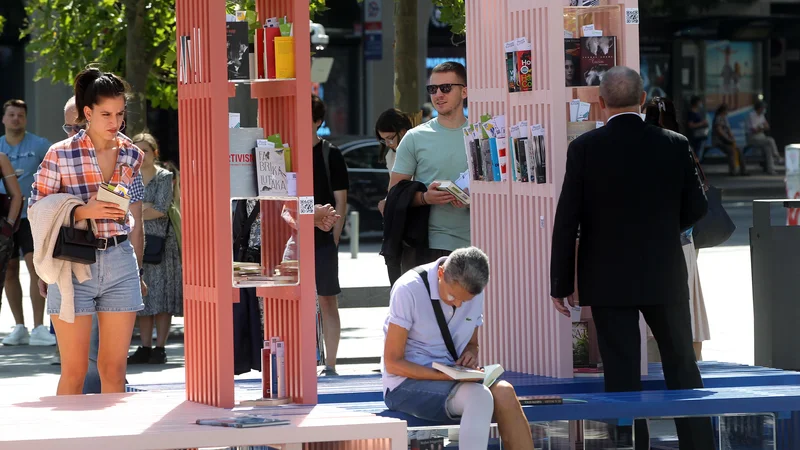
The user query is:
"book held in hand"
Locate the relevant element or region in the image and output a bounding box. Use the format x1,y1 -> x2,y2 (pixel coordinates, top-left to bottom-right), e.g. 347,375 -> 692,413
434,181 -> 470,205
432,362 -> 504,387
97,183 -> 131,225
196,415 -> 290,428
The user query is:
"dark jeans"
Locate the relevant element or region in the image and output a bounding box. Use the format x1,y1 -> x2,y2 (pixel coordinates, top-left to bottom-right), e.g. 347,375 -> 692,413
592,302 -> 716,450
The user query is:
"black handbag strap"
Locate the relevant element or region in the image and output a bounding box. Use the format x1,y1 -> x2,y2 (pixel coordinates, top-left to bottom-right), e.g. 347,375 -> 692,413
414,266 -> 459,362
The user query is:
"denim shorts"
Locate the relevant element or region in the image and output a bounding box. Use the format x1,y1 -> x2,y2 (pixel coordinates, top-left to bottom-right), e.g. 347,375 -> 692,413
47,239 -> 144,316
384,378 -> 461,424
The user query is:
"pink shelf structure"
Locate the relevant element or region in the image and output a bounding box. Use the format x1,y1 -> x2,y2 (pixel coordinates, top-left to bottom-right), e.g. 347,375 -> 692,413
465,0 -> 642,378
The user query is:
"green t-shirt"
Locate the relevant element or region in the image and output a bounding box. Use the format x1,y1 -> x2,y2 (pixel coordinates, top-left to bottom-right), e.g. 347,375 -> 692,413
392,118 -> 470,251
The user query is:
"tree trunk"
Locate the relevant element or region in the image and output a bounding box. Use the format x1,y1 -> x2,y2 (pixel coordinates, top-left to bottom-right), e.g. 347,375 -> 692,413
125,0 -> 149,135
394,0 -> 419,114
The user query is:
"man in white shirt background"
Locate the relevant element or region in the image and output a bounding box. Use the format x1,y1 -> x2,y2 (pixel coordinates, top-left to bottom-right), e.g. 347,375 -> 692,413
746,101 -> 781,175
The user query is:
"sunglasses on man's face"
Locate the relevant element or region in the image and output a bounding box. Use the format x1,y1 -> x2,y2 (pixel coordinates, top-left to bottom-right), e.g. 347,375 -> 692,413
426,83 -> 466,95
62,124 -> 86,135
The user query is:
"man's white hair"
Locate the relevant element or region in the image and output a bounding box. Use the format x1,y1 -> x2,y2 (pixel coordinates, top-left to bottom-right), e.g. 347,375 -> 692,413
64,96 -> 76,114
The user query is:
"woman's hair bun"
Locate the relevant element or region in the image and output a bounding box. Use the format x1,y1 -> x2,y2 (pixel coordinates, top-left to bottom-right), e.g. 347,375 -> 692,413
74,66 -> 129,122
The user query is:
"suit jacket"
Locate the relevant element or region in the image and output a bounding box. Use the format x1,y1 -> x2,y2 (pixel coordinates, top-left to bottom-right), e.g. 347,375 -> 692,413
550,114 -> 708,307
381,180 -> 430,266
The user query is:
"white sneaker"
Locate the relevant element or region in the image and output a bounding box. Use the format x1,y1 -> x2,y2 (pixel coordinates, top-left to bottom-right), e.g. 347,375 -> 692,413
29,325 -> 57,346
2,325 -> 30,345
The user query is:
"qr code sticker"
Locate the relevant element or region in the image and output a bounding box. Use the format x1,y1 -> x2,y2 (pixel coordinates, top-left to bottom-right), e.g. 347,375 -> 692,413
625,8 -> 640,25
299,196 -> 315,215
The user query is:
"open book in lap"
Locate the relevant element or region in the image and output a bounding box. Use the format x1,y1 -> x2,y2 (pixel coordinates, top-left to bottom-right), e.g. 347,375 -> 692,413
432,362 -> 504,387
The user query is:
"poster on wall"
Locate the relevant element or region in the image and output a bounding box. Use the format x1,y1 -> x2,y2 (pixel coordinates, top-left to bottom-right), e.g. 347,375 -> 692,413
704,40 -> 760,148
641,53 -> 671,101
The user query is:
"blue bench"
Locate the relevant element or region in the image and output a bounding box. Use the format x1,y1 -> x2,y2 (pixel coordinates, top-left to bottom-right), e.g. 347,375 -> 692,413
330,386 -> 800,428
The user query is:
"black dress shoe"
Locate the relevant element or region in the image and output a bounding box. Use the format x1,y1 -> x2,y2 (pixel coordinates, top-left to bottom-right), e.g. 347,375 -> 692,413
127,346 -> 152,364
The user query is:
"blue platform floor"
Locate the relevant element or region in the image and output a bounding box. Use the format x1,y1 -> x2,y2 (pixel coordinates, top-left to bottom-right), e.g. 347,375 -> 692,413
126,361 -> 800,404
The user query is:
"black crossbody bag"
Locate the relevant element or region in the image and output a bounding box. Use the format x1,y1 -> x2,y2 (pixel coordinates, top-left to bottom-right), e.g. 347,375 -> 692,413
413,266 -> 459,362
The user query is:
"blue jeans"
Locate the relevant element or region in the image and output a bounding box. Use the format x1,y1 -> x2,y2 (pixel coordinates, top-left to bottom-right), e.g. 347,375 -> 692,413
384,378 -> 460,423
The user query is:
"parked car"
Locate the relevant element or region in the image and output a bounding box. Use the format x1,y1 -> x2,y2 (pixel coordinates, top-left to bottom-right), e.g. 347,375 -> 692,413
326,136 -> 388,241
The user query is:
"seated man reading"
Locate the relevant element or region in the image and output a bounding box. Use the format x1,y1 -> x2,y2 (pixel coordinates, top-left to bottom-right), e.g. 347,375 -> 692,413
382,247 -> 533,450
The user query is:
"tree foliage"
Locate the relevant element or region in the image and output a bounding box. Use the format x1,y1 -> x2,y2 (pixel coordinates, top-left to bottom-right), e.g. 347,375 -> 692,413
19,0 -> 327,133
431,0 -> 465,35
21,0 -> 176,133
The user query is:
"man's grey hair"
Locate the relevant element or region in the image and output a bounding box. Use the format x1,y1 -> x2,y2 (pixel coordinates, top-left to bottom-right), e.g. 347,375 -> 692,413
442,247 -> 490,295
599,66 -> 643,108
64,96 -> 76,114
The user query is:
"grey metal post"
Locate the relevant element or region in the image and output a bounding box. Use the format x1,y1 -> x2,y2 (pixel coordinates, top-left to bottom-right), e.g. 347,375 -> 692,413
350,211 -> 359,259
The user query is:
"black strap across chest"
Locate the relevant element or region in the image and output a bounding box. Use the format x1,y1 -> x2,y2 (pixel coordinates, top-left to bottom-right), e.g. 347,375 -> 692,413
414,266 -> 459,362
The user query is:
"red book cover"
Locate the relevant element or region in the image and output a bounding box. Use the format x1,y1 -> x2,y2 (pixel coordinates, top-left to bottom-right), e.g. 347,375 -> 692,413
265,27 -> 281,79
579,36 -> 616,86
255,28 -> 266,79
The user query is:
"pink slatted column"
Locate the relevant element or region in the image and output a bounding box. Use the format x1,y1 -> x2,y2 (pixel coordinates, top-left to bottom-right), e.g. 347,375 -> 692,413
254,0 -> 318,404
177,0 -> 236,407
467,0 -> 640,378
177,0 -> 316,408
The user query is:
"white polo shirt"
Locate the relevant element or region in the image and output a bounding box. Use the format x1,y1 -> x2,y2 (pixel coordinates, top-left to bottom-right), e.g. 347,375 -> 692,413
381,257 -> 485,393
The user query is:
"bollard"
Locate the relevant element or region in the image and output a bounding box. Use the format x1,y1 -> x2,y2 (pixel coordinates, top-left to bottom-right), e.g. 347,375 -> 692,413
350,211 -> 359,259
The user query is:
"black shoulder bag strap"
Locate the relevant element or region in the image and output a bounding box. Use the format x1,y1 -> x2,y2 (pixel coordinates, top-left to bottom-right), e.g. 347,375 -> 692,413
413,266 -> 459,362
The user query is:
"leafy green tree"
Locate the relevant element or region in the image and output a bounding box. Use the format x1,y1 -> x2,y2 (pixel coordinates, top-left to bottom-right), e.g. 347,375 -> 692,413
19,0 -> 327,135
21,0 -> 176,135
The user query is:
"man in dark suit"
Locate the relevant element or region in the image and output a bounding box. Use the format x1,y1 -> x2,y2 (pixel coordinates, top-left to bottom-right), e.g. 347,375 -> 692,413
550,67 -> 713,449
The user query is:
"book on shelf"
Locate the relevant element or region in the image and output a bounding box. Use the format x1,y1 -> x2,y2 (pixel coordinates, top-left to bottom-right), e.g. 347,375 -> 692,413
196,415 -> 289,428
567,121 -> 599,144
572,321 -> 590,367
481,116 -> 502,182
432,362 -> 504,387
515,37 -> 532,92
513,121 -> 531,183
435,180 -> 470,205
226,21 -> 250,81
580,36 -> 617,86
495,116 -> 509,181
529,125 -> 547,184
410,437 -> 444,450
518,395 -> 564,406
464,124 -> 484,181
477,122 -> 494,181
255,139 -> 289,197
505,40 -> 519,93
229,127 -> 263,198
565,38 -> 581,87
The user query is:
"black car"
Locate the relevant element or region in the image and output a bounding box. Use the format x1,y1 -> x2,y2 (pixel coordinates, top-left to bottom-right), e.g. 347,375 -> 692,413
326,136 -> 389,241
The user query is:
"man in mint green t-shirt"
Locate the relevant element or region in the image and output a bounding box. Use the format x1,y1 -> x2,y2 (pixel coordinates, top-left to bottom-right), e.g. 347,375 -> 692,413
389,62 -> 470,267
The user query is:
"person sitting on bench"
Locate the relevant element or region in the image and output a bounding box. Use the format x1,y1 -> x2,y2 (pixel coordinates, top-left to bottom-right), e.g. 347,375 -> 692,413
382,247 -> 533,450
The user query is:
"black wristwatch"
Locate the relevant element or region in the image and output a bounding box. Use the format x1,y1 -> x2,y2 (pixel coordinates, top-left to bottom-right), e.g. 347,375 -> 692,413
139,268 -> 144,278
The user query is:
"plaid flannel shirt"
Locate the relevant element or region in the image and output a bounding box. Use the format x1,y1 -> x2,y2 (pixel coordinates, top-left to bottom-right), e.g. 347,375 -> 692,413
29,130 -> 145,239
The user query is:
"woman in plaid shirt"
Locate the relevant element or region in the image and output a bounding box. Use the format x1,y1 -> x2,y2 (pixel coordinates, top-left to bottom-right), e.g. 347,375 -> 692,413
29,68 -> 147,395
